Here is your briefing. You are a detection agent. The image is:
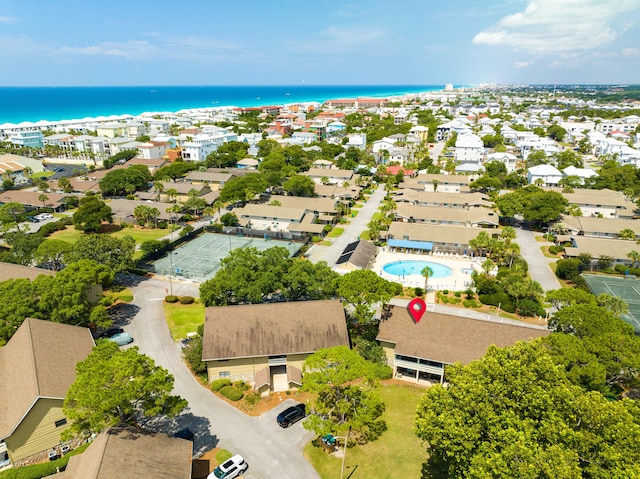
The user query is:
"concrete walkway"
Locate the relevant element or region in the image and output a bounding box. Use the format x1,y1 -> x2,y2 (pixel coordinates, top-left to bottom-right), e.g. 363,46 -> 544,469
515,227 -> 561,292
308,184 -> 386,266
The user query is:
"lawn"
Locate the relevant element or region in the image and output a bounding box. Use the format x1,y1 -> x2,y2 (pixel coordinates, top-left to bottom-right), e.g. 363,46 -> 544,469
164,301 -> 205,340
328,227 -> 344,238
305,383 -> 426,479
49,225 -> 167,245
31,170 -> 55,179
111,227 -> 168,244
103,287 -> 134,303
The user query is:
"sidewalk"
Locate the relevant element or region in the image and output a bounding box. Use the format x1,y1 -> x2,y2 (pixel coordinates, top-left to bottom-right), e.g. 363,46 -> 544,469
307,184 -> 386,266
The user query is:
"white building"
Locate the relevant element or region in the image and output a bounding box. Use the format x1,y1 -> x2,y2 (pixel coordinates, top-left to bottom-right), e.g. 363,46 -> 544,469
486,152 -> 518,173
527,164 -> 562,186
454,133 -> 484,164
562,165 -> 598,185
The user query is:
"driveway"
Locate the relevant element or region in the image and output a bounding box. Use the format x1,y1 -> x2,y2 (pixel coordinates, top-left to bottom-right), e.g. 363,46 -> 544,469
515,227 -> 561,292
127,277 -> 319,479
308,184 -> 386,266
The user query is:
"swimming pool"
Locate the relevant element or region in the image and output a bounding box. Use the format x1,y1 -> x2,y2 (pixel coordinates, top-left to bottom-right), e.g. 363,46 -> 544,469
383,260 -> 453,278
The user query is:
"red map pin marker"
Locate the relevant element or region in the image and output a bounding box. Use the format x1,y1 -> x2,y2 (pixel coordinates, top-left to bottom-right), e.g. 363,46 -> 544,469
408,297 -> 426,323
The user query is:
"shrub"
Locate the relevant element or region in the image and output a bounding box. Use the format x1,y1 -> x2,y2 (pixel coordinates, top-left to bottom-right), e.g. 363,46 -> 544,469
463,299 -> 480,308
465,288 -> 475,299
165,295 -> 179,303
183,337 -> 206,374
99,296 -> 115,307
392,282 -> 404,295
219,385 -> 244,401
311,236 -> 321,243
414,287 -> 424,297
372,363 -> 393,380
209,223 -> 223,232
157,220 -> 168,229
234,380 -> 250,391
442,289 -> 449,295
211,378 -> 232,392
454,291 -> 461,298
179,295 -> 195,304
479,292 -> 515,313
556,258 -> 581,280
615,264 -> 627,274
516,298 -> 544,317
549,245 -> 564,255
449,297 -> 461,305
440,296 -> 450,304
244,391 -> 261,406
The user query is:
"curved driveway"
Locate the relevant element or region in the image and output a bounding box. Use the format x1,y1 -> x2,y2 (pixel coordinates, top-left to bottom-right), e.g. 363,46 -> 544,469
514,227 -> 561,292
127,277 -> 318,479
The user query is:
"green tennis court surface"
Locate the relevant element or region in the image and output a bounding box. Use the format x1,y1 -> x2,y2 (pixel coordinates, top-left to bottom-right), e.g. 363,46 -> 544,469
582,274 -> 640,332
150,233 -> 302,282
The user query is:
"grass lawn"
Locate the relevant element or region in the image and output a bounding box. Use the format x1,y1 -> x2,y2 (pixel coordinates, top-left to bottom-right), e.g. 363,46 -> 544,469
103,287 -> 133,302
349,210 -> 359,218
305,383 -> 426,479
359,230 -> 371,240
328,227 -> 344,238
48,226 -> 84,243
111,227 -> 168,244
164,301 -> 205,340
31,170 -> 55,179
49,225 -> 168,245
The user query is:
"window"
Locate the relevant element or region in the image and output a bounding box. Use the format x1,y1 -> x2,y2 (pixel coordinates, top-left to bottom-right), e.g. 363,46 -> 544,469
219,371 -> 230,378
55,419 -> 67,428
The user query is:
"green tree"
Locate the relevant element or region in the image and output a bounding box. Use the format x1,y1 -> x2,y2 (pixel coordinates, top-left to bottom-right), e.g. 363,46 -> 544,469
547,124 -> 567,142
35,239 -> 72,270
58,177 -> 73,193
337,270 -> 396,325
63,341 -> 187,438
219,173 -> 268,204
153,161 -> 197,181
421,265 -> 434,294
0,202 -> 26,232
73,195 -> 113,233
302,346 -> 386,444
0,278 -> 39,343
415,341 -> 640,479
205,141 -> 250,168
282,174 -> 316,197
67,234 -> 135,273
220,212 -> 239,226
99,165 -> 152,196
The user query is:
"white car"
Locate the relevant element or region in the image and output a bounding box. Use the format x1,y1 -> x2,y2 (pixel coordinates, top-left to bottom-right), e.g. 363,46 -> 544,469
208,454 -> 248,479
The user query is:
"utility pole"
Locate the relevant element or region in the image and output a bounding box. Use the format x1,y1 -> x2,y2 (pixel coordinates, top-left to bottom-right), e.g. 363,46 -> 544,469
340,427 -> 351,479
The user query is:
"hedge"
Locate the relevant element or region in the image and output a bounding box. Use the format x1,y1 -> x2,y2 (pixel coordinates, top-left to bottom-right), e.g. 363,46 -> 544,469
211,378 -> 232,392
179,296 -> 195,304
219,385 -> 244,401
372,364 -> 393,380
479,292 -> 515,313
164,295 -> 179,303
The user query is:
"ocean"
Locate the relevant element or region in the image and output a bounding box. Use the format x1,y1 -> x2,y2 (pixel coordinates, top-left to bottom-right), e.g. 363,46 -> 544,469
0,85 -> 443,125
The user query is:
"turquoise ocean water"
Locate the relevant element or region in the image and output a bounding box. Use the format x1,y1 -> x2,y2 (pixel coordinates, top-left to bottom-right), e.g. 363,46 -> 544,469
0,85 -> 443,124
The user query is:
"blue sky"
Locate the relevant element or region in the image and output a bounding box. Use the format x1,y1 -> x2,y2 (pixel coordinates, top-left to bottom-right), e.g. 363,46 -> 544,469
1,0 -> 639,86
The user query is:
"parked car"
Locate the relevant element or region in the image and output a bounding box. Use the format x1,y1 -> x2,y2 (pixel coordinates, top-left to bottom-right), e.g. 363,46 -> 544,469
276,403 -> 307,428
208,454 -> 248,479
29,217 -> 40,223
99,327 -> 133,346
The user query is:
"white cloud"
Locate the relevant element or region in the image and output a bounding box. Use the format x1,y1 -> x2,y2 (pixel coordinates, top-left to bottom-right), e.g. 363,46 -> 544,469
622,47 -> 640,56
0,15 -> 17,23
56,41 -> 155,59
514,60 -> 534,68
472,0 -> 640,54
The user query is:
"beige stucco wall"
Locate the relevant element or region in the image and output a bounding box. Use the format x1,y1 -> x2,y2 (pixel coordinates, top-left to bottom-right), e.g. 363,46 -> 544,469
206,353 -> 312,386
207,356 -> 269,383
379,341 -> 396,370
5,398 -> 69,462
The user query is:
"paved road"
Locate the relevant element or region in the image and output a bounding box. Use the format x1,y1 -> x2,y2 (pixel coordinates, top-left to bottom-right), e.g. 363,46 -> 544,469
126,277 -> 319,479
515,227 -> 561,292
308,184 -> 386,266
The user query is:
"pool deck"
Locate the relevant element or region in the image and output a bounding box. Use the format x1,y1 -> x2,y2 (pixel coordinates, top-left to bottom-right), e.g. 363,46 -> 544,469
372,249 -> 482,291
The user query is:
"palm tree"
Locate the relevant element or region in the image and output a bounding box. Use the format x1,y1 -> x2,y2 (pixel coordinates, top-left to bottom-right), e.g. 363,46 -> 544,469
38,194 -> 49,211
596,293 -> 629,317
148,207 -> 160,228
619,229 -> 635,240
166,188 -> 178,203
627,250 -> 640,268
421,266 -> 434,295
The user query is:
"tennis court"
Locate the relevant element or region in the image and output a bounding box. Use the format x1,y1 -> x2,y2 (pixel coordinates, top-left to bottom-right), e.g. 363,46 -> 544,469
582,274 -> 640,332
150,233 -> 303,282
